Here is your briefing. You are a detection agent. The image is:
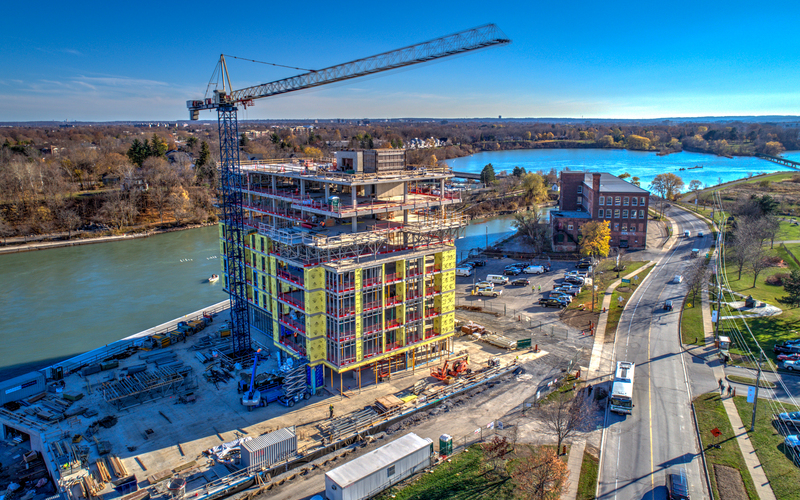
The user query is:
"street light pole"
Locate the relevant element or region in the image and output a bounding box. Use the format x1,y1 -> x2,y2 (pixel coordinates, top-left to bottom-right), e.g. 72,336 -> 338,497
752,351 -> 763,432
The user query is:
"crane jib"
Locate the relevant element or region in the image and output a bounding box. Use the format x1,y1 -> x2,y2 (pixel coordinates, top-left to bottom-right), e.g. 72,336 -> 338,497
187,23 -> 510,115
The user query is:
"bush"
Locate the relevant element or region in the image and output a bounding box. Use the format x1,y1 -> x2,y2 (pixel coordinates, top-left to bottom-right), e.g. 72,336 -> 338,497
766,273 -> 790,286
759,180 -> 771,188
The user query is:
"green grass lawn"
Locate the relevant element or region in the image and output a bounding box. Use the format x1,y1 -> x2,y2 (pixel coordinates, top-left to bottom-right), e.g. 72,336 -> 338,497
717,260 -> 800,366
568,261 -> 648,312
777,220 -> 800,242
376,444 -> 517,500
727,374 -> 776,389
577,452 -> 599,500
606,265 -> 655,339
732,396 -> 800,500
693,393 -> 759,500
681,300 -> 705,345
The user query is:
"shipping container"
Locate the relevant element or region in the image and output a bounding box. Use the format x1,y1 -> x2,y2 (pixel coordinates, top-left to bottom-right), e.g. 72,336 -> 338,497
325,433 -> 433,500
0,371 -> 45,405
240,426 -> 296,469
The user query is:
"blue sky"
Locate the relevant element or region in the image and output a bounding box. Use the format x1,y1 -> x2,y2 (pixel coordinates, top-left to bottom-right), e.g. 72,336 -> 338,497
3,0 -> 800,122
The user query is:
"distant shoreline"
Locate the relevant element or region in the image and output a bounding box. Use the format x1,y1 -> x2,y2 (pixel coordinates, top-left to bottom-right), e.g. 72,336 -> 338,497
0,222 -> 216,255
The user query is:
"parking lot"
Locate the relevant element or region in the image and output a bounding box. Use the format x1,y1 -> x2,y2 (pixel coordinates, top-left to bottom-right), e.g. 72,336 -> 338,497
455,256 -> 592,321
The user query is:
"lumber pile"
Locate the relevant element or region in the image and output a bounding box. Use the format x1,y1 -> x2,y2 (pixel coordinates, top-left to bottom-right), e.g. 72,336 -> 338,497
375,395 -> 404,414
109,456 -> 128,478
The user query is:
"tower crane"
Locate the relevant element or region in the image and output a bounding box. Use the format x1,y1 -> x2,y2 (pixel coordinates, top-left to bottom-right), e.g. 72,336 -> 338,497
188,24 -> 510,358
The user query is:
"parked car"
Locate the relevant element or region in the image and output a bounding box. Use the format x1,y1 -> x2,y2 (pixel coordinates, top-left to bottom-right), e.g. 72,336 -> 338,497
663,300 -> 674,311
549,291 -> 573,303
476,287 -> 501,298
467,260 -> 487,267
564,270 -> 582,278
774,343 -> 800,355
577,257 -> 596,268
777,353 -> 800,362
539,297 -> 567,308
665,468 -> 690,500
475,281 -> 494,290
673,275 -> 684,284
523,265 -> 546,274
455,267 -> 473,277
555,285 -> 580,296
564,276 -> 585,286
504,267 -> 522,276
777,411 -> 800,431
487,275 -> 509,285
510,278 -> 530,286
783,360 -> 800,371
785,435 -> 800,450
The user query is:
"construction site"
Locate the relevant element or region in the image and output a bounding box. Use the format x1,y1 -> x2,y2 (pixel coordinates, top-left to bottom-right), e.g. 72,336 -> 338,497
0,298 -> 591,500
1,23 -> 594,500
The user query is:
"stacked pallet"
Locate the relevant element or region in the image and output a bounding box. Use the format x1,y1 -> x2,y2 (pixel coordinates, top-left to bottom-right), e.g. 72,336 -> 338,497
82,474 -> 102,497
375,395 -> 404,413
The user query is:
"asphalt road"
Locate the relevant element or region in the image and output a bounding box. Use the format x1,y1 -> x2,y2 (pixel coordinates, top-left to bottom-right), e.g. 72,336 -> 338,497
599,208 -> 714,500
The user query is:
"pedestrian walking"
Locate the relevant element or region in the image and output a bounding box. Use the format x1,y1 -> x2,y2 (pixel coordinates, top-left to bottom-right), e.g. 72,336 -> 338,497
329,404 -> 334,419
727,385 -> 733,397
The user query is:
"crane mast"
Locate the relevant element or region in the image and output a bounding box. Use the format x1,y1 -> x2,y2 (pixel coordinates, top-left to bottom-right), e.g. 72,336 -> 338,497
192,24 -> 509,359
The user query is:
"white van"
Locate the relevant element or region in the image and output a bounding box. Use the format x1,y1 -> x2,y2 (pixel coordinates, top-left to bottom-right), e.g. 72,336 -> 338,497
684,230 -> 691,237
455,267 -> 473,277
524,265 -> 545,274
487,274 -> 509,285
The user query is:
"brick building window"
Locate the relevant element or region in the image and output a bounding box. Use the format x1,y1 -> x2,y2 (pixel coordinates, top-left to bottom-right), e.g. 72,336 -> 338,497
623,197 -> 629,206
615,196 -> 621,205
614,209 -> 620,218
599,196 -> 605,205
577,185 -> 583,194
639,210 -> 645,219
614,223 -> 620,231
631,197 -> 638,206
598,209 -> 604,218
622,223 -> 628,231
622,210 -> 628,218
568,224 -> 574,230
640,197 -> 645,206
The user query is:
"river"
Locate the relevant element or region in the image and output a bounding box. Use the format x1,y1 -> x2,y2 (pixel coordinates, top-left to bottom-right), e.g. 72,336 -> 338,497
1,148 -> 795,380
445,149 -> 797,189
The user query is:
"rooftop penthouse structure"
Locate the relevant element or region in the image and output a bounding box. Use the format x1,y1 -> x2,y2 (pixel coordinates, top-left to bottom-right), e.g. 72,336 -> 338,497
219,149 -> 466,391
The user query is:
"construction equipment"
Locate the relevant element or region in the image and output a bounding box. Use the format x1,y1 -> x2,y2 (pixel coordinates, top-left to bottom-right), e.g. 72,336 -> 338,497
187,25 -> 510,358
241,349 -> 263,410
431,355 -> 470,383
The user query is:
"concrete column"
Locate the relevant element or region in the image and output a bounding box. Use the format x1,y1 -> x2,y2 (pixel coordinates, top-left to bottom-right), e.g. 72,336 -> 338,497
271,175 -> 276,192
440,179 -> 445,202
300,179 -> 305,198
325,183 -> 330,201
403,182 -> 408,203
352,216 -> 358,233
352,186 -> 358,209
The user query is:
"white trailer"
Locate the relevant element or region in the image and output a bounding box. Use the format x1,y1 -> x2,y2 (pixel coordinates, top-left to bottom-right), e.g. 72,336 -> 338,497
324,433 -> 433,500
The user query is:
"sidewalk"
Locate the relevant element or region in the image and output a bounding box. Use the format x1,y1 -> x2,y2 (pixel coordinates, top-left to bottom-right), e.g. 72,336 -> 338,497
700,281 -> 777,500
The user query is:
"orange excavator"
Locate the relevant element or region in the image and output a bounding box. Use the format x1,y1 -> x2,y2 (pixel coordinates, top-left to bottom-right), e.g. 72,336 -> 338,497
431,356 -> 470,384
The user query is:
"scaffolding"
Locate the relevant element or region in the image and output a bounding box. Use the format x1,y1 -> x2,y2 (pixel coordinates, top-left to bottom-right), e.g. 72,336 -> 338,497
101,367 -> 196,410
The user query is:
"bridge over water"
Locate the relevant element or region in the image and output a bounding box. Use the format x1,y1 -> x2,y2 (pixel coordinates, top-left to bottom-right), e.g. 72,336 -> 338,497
452,171 -> 481,180
756,153 -> 800,170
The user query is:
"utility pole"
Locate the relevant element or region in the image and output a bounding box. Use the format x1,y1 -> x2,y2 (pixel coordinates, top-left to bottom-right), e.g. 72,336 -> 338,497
752,351 -> 764,432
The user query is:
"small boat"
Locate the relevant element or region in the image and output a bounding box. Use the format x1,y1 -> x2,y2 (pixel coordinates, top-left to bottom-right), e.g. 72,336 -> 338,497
208,274 -> 219,283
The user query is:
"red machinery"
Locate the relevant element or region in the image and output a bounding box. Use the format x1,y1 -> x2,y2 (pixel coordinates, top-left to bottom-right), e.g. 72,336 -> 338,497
431,356 -> 470,383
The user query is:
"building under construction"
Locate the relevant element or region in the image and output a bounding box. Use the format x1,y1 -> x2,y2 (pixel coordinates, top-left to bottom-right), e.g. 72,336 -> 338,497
220,149 -> 466,393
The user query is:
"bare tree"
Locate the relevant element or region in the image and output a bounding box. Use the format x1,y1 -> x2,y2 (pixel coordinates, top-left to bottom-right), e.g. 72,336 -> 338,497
511,446 -> 569,500
481,435 -> 511,477
763,215 -> 781,249
513,210 -> 551,254
60,209 -> 82,240
143,157 -> 178,224
0,215 -> 13,245
685,258 -> 707,307
750,253 -> 772,289
537,390 -> 597,453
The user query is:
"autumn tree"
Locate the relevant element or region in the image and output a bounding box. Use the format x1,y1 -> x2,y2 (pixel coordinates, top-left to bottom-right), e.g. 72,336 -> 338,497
579,220 -> 611,258
618,172 -> 631,180
651,173 -> 685,215
521,173 -> 548,203
482,436 -> 511,477
511,446 -> 569,500
143,157 -> 178,223
688,179 -> 702,202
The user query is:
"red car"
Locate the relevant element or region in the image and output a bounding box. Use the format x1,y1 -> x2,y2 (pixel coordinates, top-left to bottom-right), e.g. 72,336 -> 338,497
778,353 -> 800,362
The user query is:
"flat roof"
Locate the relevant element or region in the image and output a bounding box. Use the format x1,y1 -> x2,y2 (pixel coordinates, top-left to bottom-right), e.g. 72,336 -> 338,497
326,433 -> 431,488
584,173 -> 648,194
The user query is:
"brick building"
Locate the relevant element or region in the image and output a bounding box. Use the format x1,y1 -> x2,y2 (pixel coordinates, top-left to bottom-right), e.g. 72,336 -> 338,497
550,172 -> 650,252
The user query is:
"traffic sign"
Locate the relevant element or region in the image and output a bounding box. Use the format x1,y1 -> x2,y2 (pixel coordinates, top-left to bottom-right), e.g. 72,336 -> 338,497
621,278 -> 631,283
747,386 -> 756,403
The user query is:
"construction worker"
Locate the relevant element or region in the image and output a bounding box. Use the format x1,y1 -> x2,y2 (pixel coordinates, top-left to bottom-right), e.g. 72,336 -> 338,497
329,404 -> 334,419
